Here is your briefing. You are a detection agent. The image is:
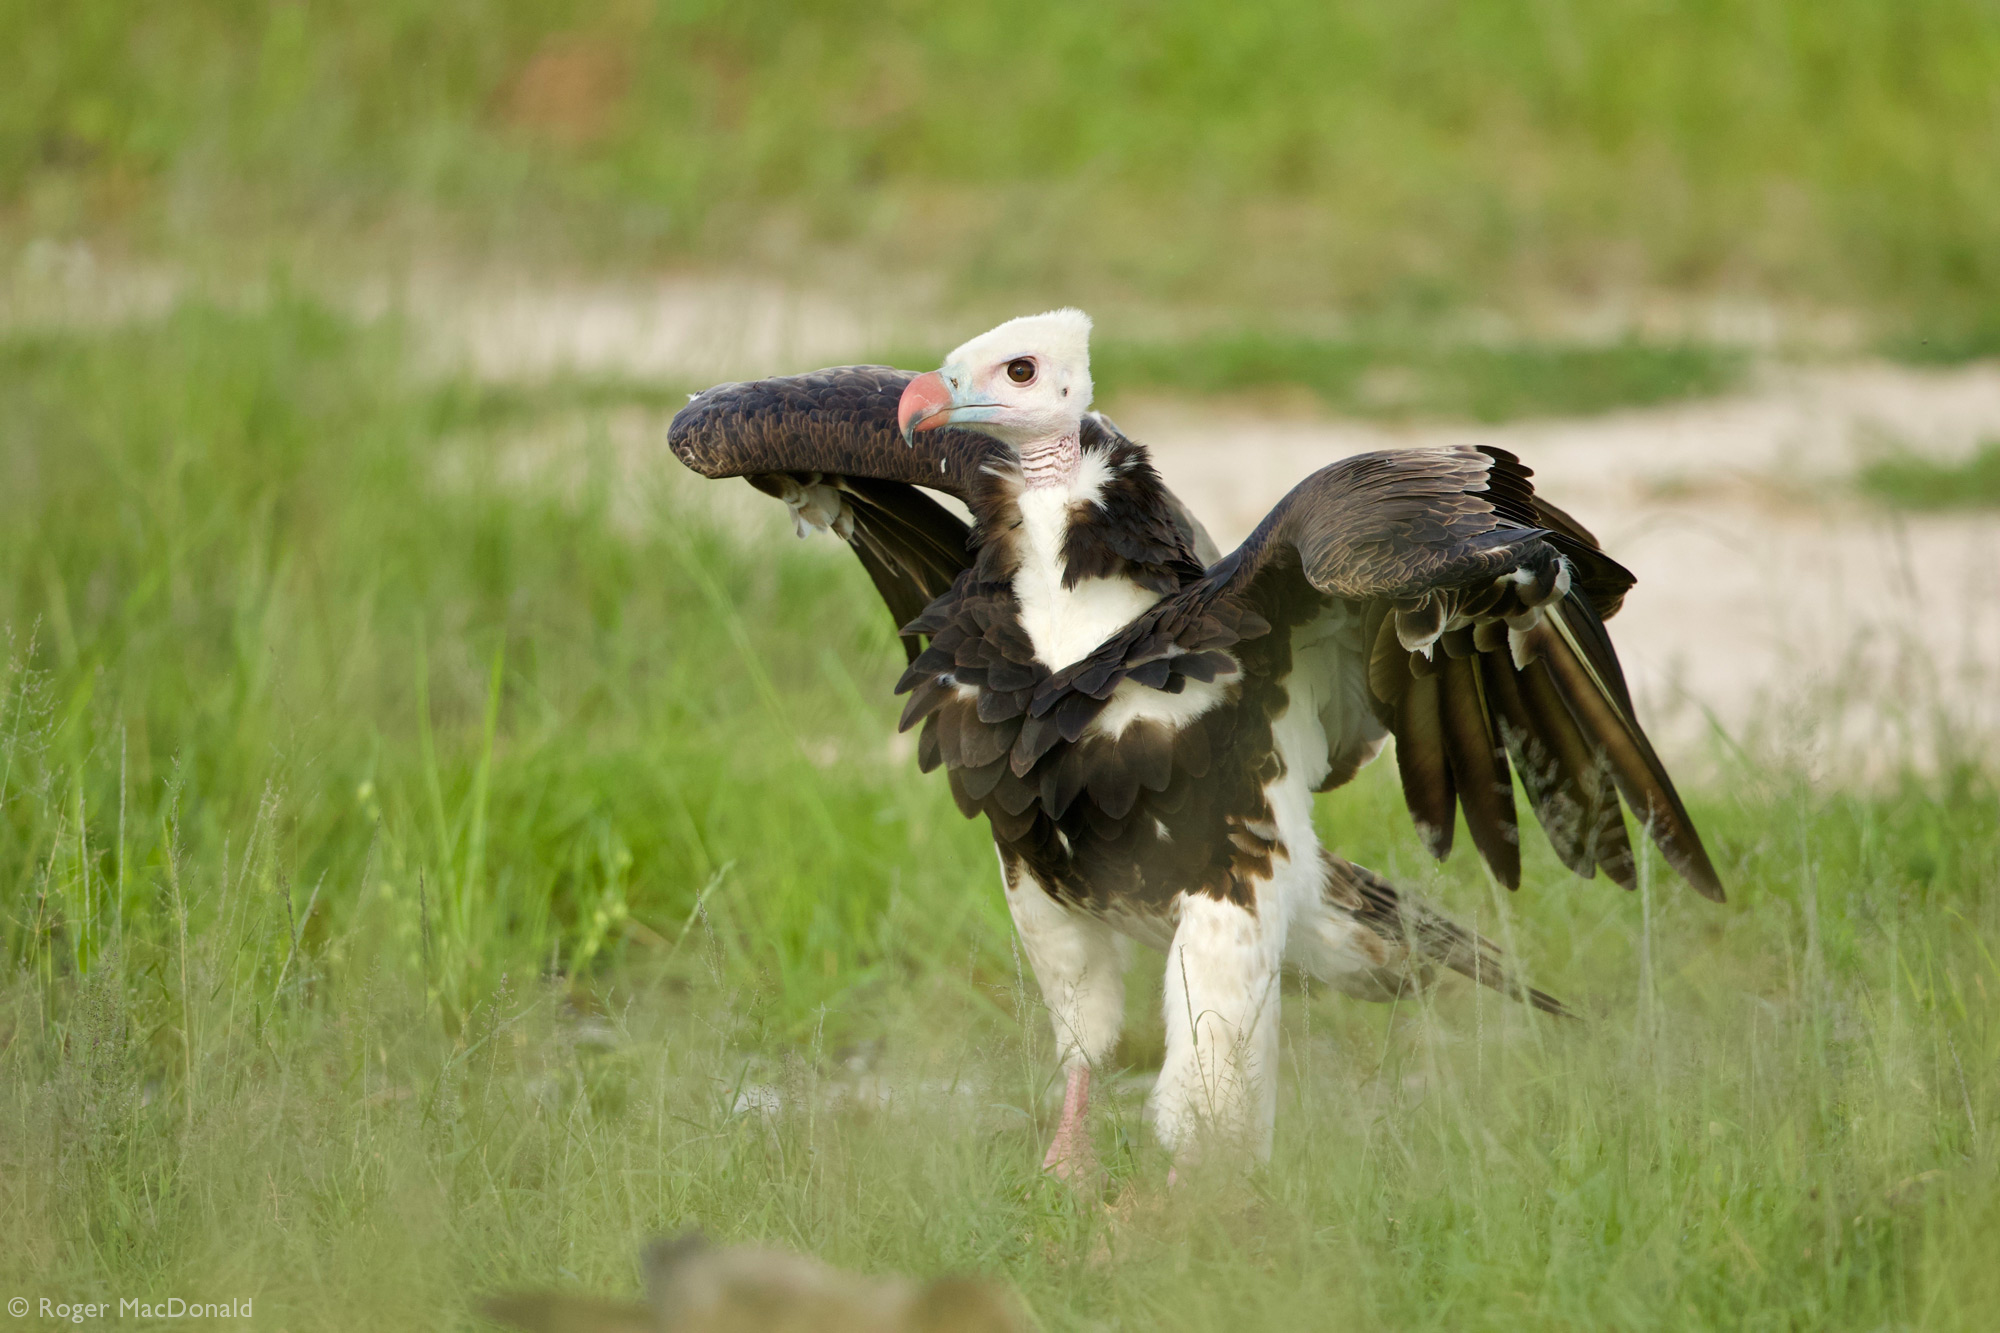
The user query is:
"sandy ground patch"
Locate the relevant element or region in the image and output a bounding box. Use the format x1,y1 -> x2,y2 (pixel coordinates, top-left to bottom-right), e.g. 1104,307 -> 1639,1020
405,268 -> 915,383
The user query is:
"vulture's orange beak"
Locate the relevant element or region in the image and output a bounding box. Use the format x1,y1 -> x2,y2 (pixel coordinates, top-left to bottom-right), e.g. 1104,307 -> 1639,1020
897,371 -> 954,446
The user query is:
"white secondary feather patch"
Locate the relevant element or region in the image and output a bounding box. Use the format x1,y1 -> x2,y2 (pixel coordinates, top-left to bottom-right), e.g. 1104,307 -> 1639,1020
1011,468 -> 1163,671
775,475 -> 853,540
1291,605 -> 1388,787
1263,692 -> 1327,878
1261,657 -> 1431,1001
1089,674 -> 1229,739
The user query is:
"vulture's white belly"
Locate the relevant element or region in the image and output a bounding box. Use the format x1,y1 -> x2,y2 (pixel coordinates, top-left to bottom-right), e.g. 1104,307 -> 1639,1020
1011,482 -> 1162,671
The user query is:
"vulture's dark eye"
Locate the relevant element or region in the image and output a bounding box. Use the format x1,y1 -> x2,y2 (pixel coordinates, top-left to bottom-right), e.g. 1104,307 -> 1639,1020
1006,358 -> 1036,385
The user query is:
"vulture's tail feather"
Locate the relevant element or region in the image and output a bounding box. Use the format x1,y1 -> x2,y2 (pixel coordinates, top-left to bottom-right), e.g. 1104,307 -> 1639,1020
1329,854 -> 1575,1019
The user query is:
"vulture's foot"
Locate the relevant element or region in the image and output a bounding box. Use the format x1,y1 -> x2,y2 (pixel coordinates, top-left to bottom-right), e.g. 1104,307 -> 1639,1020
1041,1064 -> 1099,1185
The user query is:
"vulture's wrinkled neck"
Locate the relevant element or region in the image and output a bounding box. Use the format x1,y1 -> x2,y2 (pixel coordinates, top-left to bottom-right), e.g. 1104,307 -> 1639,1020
1018,431 -> 1082,489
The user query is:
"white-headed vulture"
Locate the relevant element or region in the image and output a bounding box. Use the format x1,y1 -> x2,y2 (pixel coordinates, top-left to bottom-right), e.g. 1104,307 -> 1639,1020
669,309 -> 1722,1176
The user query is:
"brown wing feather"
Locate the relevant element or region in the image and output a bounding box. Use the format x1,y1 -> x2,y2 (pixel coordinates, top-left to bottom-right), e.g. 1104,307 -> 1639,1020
1266,447 -> 1717,899
671,366 -> 996,499
672,368 -> 991,660
839,478 -> 976,661
1054,443 -> 1723,901
1511,650 -> 1638,888
1438,652 -> 1521,889
1523,606 -> 1723,899
1396,670 -> 1457,860
1483,650 -> 1599,882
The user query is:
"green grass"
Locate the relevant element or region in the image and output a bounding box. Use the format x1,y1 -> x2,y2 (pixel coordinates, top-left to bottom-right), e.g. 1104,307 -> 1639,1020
1878,322 -> 2000,368
1859,442 -> 2000,510
3,302 -> 1999,1329
0,297 -> 1002,1030
10,1 -> 2000,324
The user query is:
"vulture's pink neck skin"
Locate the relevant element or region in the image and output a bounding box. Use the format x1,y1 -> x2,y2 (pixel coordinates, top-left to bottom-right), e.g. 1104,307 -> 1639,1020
1019,431 -> 1082,489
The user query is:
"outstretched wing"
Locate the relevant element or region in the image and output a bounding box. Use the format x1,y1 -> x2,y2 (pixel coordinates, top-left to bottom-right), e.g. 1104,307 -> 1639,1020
668,367 -> 1223,661
669,366 -> 995,661
671,366 -> 1000,498
1037,445 -> 1724,901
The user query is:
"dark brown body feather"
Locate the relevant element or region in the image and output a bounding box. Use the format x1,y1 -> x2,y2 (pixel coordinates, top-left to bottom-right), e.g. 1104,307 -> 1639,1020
896,438 -> 1279,921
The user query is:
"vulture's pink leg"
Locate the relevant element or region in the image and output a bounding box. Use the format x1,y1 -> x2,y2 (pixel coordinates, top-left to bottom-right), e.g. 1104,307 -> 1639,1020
1041,1064 -> 1095,1180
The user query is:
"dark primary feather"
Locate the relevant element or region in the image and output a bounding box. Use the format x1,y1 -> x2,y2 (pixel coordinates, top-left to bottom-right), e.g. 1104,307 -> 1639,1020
1438,651 -> 1520,886
1522,604 -> 1719,896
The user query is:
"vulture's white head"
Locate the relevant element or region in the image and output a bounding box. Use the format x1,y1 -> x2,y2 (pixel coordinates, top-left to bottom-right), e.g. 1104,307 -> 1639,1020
897,309 -> 1094,451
